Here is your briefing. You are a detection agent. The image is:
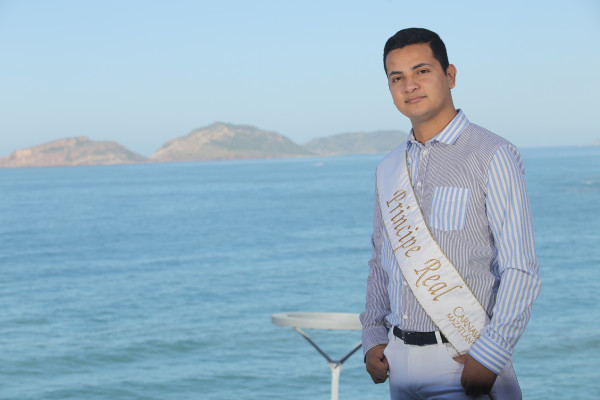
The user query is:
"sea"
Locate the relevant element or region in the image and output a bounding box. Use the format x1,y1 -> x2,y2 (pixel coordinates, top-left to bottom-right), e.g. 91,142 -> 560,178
1,146 -> 599,400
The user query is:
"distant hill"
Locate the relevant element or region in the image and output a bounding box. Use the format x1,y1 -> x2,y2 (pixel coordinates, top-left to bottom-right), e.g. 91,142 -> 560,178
303,130 -> 407,156
150,122 -> 312,162
594,139 -> 600,146
0,136 -> 147,168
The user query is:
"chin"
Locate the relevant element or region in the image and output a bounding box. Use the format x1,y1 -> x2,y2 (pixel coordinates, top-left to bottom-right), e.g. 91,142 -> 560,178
401,109 -> 429,120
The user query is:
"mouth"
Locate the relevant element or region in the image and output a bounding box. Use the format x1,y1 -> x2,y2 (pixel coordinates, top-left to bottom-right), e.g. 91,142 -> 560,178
405,96 -> 426,104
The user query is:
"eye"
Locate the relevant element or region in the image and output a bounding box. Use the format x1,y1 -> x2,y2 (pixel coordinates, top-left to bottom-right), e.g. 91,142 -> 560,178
418,69 -> 430,74
391,76 -> 403,83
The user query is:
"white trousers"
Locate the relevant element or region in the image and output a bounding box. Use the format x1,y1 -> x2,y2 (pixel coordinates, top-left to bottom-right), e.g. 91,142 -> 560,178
384,330 -> 521,400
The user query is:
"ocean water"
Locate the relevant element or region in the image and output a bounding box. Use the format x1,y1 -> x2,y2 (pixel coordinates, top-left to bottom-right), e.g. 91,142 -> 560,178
0,146 -> 598,400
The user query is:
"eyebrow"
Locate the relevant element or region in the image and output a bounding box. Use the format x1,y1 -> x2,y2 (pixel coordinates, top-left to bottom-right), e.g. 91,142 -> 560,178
387,63 -> 434,78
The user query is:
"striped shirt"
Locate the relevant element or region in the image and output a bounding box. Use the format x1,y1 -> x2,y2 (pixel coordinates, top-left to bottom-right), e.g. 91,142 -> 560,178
360,110 -> 541,374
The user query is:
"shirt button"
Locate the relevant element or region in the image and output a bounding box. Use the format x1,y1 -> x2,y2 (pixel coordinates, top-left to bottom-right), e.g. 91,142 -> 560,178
403,281 -> 408,286
403,314 -> 409,320
423,148 -> 429,155
417,181 -> 422,188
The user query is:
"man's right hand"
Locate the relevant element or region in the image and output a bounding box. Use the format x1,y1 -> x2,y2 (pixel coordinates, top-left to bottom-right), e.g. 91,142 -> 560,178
365,344 -> 389,384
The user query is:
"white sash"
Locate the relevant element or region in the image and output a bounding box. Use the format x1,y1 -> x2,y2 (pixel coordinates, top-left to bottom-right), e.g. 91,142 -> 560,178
376,143 -> 488,354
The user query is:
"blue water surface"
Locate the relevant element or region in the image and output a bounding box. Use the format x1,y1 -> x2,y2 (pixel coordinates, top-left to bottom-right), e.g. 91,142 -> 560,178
0,146 -> 598,399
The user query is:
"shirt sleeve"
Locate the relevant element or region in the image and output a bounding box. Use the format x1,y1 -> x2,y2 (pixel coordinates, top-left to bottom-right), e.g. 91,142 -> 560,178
469,144 -> 541,374
359,192 -> 391,357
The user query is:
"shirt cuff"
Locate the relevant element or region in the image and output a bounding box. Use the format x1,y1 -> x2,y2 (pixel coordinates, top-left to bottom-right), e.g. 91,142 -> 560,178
469,334 -> 513,375
361,326 -> 389,359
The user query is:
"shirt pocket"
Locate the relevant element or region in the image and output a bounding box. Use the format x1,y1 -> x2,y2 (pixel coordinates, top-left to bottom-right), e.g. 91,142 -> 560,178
429,187 -> 470,231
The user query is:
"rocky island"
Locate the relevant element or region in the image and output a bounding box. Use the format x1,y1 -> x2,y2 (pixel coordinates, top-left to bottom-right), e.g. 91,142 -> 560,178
150,122 -> 312,162
0,136 -> 147,168
304,130 -> 407,156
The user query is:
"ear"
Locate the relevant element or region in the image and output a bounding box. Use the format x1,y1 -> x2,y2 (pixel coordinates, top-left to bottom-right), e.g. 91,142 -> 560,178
446,64 -> 457,89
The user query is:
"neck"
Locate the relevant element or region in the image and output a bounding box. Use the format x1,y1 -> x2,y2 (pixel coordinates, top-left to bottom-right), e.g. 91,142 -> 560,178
412,108 -> 458,144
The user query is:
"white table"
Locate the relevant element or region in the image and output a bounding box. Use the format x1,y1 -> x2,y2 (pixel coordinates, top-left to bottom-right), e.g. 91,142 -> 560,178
272,312 -> 362,400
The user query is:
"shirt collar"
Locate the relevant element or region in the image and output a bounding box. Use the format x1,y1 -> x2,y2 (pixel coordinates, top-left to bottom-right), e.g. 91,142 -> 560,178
408,109 -> 469,146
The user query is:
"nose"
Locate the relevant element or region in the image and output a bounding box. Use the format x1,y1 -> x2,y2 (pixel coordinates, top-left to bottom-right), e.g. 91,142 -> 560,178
403,76 -> 419,93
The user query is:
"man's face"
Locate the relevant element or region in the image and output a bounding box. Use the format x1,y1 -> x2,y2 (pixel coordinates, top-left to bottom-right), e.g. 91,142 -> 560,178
385,43 -> 456,125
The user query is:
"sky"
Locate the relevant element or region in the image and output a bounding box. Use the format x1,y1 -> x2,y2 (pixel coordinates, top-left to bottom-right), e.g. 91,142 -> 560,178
1,0 -> 599,157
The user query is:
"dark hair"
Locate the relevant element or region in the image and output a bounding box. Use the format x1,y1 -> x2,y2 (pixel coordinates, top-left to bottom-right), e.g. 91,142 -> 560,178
383,28 -> 449,74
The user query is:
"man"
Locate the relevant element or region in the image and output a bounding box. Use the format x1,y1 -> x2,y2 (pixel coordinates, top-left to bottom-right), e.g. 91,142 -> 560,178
360,28 -> 540,399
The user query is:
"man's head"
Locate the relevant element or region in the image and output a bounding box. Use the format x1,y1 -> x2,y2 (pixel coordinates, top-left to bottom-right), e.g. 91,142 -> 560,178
383,28 -> 457,139
383,28 -> 449,75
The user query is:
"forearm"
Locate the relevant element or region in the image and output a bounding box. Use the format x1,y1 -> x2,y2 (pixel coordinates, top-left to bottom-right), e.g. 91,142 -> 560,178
470,267 -> 541,373
360,261 -> 391,355
360,197 -> 391,356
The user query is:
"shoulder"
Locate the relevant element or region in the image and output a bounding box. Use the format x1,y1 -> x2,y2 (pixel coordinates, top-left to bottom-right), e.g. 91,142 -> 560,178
458,123 -> 523,168
461,123 -> 514,151
377,139 -> 408,170
462,124 -> 527,181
